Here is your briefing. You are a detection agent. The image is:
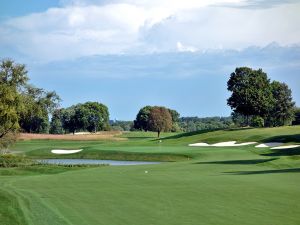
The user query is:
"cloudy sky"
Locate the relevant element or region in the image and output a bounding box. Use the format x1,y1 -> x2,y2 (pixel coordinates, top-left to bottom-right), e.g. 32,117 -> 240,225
1,0 -> 300,119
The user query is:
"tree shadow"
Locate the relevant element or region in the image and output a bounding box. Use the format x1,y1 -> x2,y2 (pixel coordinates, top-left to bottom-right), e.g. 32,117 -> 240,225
260,148 -> 300,156
262,134 -> 300,143
194,158 -> 277,165
224,168 -> 300,175
226,127 -> 254,132
161,127 -> 255,141
161,128 -> 222,140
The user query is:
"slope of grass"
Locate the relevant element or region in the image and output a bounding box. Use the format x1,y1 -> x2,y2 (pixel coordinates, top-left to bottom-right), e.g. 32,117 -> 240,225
162,126 -> 300,145
1,126 -> 299,225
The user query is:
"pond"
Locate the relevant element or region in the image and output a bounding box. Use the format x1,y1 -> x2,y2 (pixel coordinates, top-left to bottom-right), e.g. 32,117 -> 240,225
37,159 -> 161,166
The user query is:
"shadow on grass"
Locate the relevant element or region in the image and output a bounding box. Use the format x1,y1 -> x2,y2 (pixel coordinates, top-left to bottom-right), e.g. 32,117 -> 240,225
262,134 -> 300,143
260,147 -> 300,156
224,168 -> 300,175
161,129 -> 222,141
194,158 -> 277,165
226,127 -> 254,132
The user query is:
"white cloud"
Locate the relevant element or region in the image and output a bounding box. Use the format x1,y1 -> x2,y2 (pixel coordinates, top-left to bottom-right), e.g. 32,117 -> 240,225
176,42 -> 197,52
0,0 -> 299,61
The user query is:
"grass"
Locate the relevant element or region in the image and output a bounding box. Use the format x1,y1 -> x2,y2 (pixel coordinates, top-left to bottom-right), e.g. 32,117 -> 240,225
1,126 -> 300,225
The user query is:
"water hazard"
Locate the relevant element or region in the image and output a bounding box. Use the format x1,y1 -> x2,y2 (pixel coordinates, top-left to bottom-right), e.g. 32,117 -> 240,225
38,159 -> 160,166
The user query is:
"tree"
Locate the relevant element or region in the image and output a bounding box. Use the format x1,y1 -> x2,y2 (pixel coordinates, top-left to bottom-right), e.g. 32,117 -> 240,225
293,107 -> 300,125
0,59 -> 28,148
133,106 -> 152,131
0,84 -> 22,148
266,81 -> 295,126
110,120 -> 133,131
134,106 -> 180,132
227,67 -> 273,126
148,106 -> 172,138
19,85 -> 60,133
168,109 -> 181,132
179,116 -> 233,132
49,109 -> 64,134
59,102 -> 110,134
61,107 -> 77,134
82,102 -> 109,133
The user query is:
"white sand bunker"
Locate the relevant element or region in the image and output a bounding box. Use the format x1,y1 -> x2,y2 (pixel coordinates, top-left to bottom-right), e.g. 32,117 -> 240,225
51,149 -> 83,154
188,143 -> 210,147
212,141 -> 257,147
189,141 -> 257,147
255,142 -> 283,148
270,145 -> 300,150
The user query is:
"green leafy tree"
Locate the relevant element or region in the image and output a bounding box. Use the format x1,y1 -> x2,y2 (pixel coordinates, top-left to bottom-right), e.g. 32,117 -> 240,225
82,102 -> 109,133
292,107 -> 300,125
168,109 -> 181,132
0,59 -> 28,148
251,116 -> 264,128
227,67 -> 273,126
49,109 -> 64,134
266,81 -> 295,126
133,106 -> 152,131
60,102 -> 109,134
61,107 -> 77,134
148,106 -> 172,138
179,116 -> 233,132
19,85 -> 60,133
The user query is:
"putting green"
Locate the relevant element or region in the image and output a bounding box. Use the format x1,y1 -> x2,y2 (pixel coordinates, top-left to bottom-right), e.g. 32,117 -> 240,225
1,126 -> 300,225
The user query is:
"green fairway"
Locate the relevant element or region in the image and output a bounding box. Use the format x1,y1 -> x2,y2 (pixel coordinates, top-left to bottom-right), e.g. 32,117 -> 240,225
1,126 -> 300,225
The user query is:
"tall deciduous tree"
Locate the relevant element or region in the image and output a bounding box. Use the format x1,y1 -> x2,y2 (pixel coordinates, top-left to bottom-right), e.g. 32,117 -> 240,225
134,106 -> 180,132
19,85 -> 60,133
83,102 -> 109,133
58,102 -> 109,134
293,107 -> 300,125
148,106 -> 172,138
0,59 -> 28,148
49,109 -> 64,134
61,107 -> 77,134
266,81 -> 295,126
133,106 -> 152,131
227,67 -> 273,125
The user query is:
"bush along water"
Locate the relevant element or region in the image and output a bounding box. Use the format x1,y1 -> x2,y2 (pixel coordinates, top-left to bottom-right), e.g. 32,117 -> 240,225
0,154 -> 33,168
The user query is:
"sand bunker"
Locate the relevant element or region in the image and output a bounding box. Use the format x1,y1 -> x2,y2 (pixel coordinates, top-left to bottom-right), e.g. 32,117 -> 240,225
188,143 -> 210,147
255,142 -> 283,148
270,145 -> 300,150
189,141 -> 257,147
51,149 -> 83,154
212,141 -> 257,147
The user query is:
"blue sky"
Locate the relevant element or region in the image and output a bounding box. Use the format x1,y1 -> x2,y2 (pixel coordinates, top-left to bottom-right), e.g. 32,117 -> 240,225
0,0 -> 299,120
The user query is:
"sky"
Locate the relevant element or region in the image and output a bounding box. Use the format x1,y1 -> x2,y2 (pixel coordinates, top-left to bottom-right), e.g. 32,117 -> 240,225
0,0 -> 299,120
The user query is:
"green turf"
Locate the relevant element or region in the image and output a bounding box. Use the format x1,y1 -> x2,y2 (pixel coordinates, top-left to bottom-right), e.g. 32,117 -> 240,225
1,126 -> 300,225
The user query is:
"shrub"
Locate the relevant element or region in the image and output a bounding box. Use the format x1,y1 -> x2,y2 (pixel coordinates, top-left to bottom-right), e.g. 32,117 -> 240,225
251,116 -> 264,128
0,154 -> 33,168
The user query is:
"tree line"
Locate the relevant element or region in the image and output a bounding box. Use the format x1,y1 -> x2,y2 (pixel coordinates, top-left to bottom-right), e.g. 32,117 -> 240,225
1,59 -> 299,147
49,102 -> 109,134
0,59 -> 60,148
110,116 -> 234,133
